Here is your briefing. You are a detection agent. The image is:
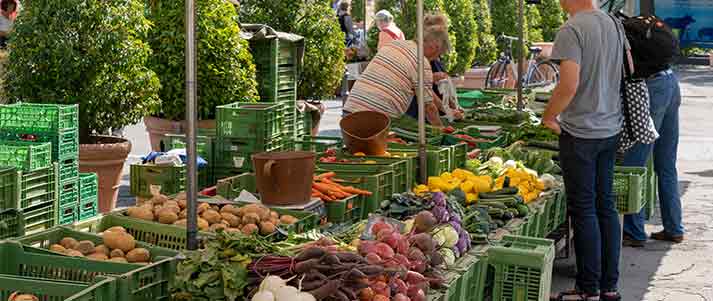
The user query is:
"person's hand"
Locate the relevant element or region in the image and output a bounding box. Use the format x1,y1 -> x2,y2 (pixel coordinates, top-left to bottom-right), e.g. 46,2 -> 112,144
542,117 -> 561,135
453,110 -> 464,120
433,72 -> 449,82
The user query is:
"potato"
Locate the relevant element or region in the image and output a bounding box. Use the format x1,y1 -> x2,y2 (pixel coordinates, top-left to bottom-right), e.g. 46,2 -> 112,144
103,231 -> 136,253
157,209 -> 179,224
174,219 -> 188,227
225,227 -> 242,233
110,249 -> 126,258
7,292 -> 38,301
259,222 -> 277,235
196,218 -> 209,230
179,210 -> 188,219
241,204 -> 263,217
241,224 -> 258,235
87,253 -> 109,261
60,237 -> 79,250
50,244 -> 67,253
150,194 -> 169,205
202,210 -> 222,225
220,213 -> 240,227
94,245 -> 110,256
177,199 -> 187,209
126,248 -> 151,263
164,200 -> 179,208
174,192 -> 187,200
269,217 -> 280,226
197,203 -> 210,214
106,226 -> 127,234
280,215 -> 298,225
270,211 -> 280,220
209,223 -> 228,232
109,257 -> 128,263
220,204 -> 239,216
242,213 -> 260,225
127,206 -> 154,221
67,250 -> 85,257
76,240 -> 96,255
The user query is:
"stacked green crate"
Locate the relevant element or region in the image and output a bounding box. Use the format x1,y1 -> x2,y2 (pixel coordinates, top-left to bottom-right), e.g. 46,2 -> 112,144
0,103 -> 78,226
161,134 -> 215,188
489,235 -> 555,301
0,164 -> 58,235
215,102 -> 285,179
79,173 -> 98,221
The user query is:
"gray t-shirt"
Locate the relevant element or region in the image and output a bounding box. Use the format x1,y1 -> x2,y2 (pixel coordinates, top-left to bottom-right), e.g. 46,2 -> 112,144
550,10 -> 629,139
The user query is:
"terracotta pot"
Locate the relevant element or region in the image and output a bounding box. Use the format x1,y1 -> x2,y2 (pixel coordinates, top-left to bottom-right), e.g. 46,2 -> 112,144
143,116 -> 215,151
79,136 -> 131,213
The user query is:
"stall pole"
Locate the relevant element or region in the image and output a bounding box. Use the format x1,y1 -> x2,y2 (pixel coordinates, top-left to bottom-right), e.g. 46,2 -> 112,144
516,0 -> 525,111
417,0 -> 427,184
185,0 -> 199,251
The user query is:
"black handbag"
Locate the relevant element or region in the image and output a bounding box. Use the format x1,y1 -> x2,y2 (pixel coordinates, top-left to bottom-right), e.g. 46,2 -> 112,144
609,14 -> 659,153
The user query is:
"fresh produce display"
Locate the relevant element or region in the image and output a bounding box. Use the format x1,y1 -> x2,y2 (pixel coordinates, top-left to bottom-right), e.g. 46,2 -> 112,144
7,292 -> 38,301
251,276 -> 315,301
481,142 -> 561,175
507,122 -> 560,145
414,169 -> 492,204
464,103 -> 537,124
312,172 -> 373,202
125,193 -> 298,236
41,227 -> 149,263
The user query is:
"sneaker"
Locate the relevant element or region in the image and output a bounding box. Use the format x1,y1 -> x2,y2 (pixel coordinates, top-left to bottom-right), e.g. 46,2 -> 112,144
651,231 -> 684,243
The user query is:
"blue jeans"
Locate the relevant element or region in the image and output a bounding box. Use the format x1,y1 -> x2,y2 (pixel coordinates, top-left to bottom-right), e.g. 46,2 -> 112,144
559,131 -> 621,294
622,72 -> 683,241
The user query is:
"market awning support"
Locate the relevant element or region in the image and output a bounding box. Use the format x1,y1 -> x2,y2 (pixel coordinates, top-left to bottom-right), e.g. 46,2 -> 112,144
417,0 -> 427,184
516,0 -> 525,111
185,0 -> 199,251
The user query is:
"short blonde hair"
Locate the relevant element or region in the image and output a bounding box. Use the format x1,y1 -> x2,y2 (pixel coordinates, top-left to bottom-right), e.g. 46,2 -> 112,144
424,13 -> 448,28
424,25 -> 450,52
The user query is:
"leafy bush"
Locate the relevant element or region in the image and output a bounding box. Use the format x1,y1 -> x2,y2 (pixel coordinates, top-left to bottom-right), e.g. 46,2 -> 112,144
3,0 -> 160,142
538,0 -> 565,42
352,0 -> 365,23
527,5 -> 544,43
240,0 -> 345,100
399,0 -> 458,71
148,0 -> 258,121
445,0 -> 478,74
491,1 -> 543,56
472,0 -> 498,65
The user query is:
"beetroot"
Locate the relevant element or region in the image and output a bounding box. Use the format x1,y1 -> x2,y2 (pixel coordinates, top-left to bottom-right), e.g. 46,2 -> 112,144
405,271 -> 427,286
411,260 -> 427,274
395,236 -> 409,255
358,240 -> 377,256
394,293 -> 411,301
371,281 -> 391,297
408,288 -> 426,301
376,228 -> 395,241
359,288 -> 375,301
392,278 -> 409,295
373,295 -> 390,301
371,222 -> 394,236
408,247 -> 426,262
393,253 -> 411,266
374,242 -> 395,259
380,232 -> 400,249
408,233 -> 436,254
414,211 -> 437,233
365,253 -> 382,265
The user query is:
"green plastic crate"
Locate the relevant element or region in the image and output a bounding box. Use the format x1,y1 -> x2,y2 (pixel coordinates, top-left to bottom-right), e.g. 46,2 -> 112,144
0,128 -> 79,161
317,157 -> 412,193
217,102 -> 284,139
21,200 -> 55,234
644,157 -> 657,219
324,194 -> 361,224
442,252 -> 484,301
216,172 -> 256,200
292,136 -> 342,153
489,235 -> 555,301
17,163 -> 57,210
80,173 -> 98,201
613,166 -> 647,215
94,213 -> 216,251
320,171 -> 395,219
214,136 -> 284,175
59,157 -> 80,183
0,208 -> 24,239
79,197 -> 98,221
0,103 -> 78,134
57,201 -> 78,225
161,134 -> 214,161
557,188 -> 567,227
0,166 -> 18,210
130,164 -> 186,198
450,143 -> 469,169
59,179 -> 79,206
0,274 -> 116,301
388,143 -> 451,178
0,140 -> 52,171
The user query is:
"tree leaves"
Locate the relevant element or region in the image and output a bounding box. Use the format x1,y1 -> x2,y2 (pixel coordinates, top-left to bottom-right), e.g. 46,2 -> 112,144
445,0 -> 478,74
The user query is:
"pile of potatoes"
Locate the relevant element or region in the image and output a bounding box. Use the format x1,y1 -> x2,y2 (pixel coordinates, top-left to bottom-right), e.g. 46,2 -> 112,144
7,292 -> 38,301
128,193 -> 299,236
49,226 -> 150,264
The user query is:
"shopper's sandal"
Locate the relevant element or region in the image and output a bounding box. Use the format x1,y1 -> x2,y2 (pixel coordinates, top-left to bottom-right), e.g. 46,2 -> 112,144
651,231 -> 684,243
550,290 -> 601,300
600,291 -> 622,301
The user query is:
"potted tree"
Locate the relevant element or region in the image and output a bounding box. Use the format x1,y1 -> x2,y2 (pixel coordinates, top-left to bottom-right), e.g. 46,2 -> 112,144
3,0 -> 160,212
145,0 -> 258,150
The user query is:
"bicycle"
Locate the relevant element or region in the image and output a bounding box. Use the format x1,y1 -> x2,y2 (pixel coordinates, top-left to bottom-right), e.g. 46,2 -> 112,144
485,34 -> 560,90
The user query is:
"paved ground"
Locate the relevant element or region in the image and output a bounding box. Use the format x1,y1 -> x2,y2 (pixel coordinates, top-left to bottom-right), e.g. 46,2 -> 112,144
119,65 -> 713,300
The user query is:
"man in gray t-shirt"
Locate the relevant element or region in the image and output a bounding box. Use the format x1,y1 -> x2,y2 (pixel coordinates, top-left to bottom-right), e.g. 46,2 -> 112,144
543,1 -> 631,300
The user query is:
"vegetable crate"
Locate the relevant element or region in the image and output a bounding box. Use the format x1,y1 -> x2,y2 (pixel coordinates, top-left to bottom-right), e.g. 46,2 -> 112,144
0,140 -> 52,171
388,143 -> 452,178
441,252 -> 490,301
317,157 -> 412,193
216,102 -> 284,140
130,164 -> 209,198
0,103 -> 79,134
249,35 -> 302,103
59,157 -> 80,183
80,173 -> 98,202
321,171 -> 395,219
291,136 -> 342,153
542,189 -> 564,235
0,208 -> 24,239
57,201 -> 78,225
213,136 -> 285,177
161,134 -> 216,185
644,158 -> 657,220
450,143 -> 469,169
489,235 -> 555,301
79,197 -> 99,221
216,172 -> 256,200
0,163 -> 57,211
1,128 -> 79,161
613,166 -> 647,215
59,179 -> 79,206
324,194 -> 361,224
0,274 -> 117,301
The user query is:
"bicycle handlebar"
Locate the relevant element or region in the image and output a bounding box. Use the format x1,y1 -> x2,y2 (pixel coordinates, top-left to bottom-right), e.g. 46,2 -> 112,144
498,34 -> 520,42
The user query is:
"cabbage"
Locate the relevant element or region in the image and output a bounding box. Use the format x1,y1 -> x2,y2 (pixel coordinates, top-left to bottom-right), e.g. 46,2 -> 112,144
432,225 -> 459,248
431,192 -> 447,207
504,160 -> 517,170
448,220 -> 462,233
439,248 -> 456,265
465,159 -> 481,172
540,174 -> 557,190
456,231 -> 469,254
451,247 -> 461,258
431,206 -> 450,223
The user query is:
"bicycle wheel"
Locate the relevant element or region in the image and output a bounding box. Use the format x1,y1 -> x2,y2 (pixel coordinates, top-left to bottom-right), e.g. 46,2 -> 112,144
525,60 -> 559,89
485,61 -> 509,89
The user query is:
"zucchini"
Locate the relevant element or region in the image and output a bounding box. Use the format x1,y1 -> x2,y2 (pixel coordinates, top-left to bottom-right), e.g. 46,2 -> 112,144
479,201 -> 508,210
506,208 -> 520,217
488,208 -> 505,218
479,187 -> 519,199
516,204 -> 530,217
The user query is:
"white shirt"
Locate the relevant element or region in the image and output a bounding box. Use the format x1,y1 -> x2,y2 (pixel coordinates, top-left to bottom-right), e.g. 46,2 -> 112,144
0,15 -> 13,33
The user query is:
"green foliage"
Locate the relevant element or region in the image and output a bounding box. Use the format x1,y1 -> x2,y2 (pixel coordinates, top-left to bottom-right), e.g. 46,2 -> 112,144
352,0 -> 365,22
491,1 -> 543,56
399,0 -> 457,71
3,0 -> 160,141
472,0 -> 498,65
367,25 -> 381,58
538,0 -> 565,42
241,0 -> 345,100
148,0 -> 258,121
294,1 -> 347,99
527,5 -> 544,43
445,0 -> 478,74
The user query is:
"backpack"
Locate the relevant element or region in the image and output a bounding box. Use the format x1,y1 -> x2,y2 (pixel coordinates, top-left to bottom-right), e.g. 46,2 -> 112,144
619,14 -> 680,79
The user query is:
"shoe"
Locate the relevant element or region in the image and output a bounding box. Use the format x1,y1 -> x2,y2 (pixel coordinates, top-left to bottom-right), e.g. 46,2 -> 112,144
650,231 -> 684,243
600,291 -> 621,301
622,235 -> 645,248
550,290 -> 600,301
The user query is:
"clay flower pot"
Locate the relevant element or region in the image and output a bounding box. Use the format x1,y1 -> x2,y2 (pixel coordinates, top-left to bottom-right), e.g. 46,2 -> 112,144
143,116 -> 216,151
79,136 -> 131,213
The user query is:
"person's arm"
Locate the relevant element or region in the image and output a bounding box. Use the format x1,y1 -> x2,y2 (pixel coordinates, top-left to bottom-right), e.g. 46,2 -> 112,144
426,102 -> 443,127
344,15 -> 355,36
542,60 -> 579,134
378,32 -> 393,50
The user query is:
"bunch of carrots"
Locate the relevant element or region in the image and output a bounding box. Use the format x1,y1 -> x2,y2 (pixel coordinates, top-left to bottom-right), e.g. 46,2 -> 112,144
312,172 -> 372,202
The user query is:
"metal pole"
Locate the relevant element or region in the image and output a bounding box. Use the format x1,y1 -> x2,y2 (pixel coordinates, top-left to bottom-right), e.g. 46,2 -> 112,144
417,0 -> 427,184
185,0 -> 199,251
516,0 -> 525,111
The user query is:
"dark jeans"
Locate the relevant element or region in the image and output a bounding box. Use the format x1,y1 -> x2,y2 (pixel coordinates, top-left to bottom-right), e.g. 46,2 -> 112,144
622,71 -> 683,241
560,131 -> 621,294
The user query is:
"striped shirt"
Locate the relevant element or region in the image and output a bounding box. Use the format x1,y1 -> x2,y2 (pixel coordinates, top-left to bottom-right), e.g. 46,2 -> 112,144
344,40 -> 433,117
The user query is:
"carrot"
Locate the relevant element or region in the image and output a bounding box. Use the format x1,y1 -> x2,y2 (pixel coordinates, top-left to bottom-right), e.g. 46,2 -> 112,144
316,172 -> 336,180
312,183 -> 332,195
321,177 -> 338,185
341,186 -> 373,196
